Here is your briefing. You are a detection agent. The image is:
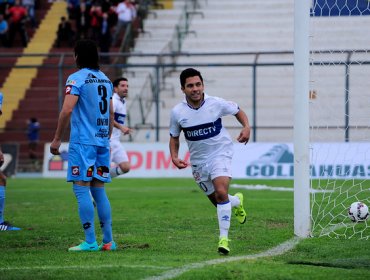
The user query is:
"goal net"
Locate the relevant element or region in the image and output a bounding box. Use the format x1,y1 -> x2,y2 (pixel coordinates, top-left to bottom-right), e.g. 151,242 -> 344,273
308,0 -> 370,239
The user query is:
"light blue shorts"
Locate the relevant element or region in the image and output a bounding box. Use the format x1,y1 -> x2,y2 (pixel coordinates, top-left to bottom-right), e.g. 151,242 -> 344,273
67,143 -> 111,183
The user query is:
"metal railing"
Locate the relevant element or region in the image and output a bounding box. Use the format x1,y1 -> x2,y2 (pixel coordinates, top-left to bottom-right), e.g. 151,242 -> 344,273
0,49 -> 369,142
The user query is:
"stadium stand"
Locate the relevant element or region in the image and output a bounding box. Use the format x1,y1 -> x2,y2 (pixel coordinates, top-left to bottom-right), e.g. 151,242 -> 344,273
1,0 -> 370,172
0,1 -> 68,172
127,0 -> 370,142
0,0 -> 166,172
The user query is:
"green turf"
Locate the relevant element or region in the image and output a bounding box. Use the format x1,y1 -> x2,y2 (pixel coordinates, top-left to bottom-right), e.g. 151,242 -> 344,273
0,178 -> 369,279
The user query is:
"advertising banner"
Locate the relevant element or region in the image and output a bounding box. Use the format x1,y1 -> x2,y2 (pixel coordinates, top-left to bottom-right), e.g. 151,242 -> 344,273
43,142 -> 370,179
43,143 -> 192,178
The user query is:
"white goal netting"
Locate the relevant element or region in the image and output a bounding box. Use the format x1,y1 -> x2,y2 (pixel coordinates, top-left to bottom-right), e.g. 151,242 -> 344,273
309,0 -> 370,239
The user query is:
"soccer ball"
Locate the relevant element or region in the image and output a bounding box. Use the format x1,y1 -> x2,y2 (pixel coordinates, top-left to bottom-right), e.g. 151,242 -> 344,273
348,202 -> 369,222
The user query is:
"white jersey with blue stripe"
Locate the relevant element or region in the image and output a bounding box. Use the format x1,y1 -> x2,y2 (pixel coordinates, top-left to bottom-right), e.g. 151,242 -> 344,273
66,68 -> 113,147
111,93 -> 127,141
169,94 -> 239,165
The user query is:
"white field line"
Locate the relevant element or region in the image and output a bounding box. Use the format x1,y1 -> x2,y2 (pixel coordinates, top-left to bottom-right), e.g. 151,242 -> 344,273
231,184 -> 293,192
144,237 -> 302,280
231,184 -> 334,193
0,264 -> 172,271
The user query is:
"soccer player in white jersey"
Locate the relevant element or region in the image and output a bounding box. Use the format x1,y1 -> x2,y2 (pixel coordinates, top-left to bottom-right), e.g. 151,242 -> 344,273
169,68 -> 251,254
110,77 -> 133,178
50,39 -> 116,251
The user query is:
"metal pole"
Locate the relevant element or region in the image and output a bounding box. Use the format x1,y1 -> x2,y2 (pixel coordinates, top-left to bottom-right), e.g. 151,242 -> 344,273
294,0 -> 311,238
252,63 -> 257,142
344,51 -> 351,142
57,54 -> 65,112
155,66 -> 160,141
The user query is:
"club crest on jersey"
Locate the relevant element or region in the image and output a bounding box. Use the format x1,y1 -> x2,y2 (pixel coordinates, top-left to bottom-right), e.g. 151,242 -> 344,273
87,73 -> 97,79
71,166 -> 80,176
193,171 -> 201,181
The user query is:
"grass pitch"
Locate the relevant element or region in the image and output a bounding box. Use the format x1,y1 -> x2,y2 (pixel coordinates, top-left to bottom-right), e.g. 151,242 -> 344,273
0,178 -> 369,279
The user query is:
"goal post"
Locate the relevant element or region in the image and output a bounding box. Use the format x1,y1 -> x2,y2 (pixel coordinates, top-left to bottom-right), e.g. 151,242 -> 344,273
293,0 -> 311,237
294,0 -> 370,239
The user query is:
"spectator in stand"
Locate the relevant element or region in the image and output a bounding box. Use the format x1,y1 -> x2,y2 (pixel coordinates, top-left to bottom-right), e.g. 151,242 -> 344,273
6,0 -> 28,47
0,13 -> 9,47
101,0 -> 116,28
111,0 -> 136,47
67,0 -> 80,20
99,12 -> 111,63
89,0 -> 102,41
22,0 -> 36,28
0,1 -> 11,15
75,0 -> 90,40
101,0 -> 112,14
56,16 -> 75,47
26,117 -> 40,169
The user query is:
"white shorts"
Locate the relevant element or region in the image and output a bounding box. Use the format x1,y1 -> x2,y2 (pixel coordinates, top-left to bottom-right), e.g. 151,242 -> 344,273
191,157 -> 232,196
110,139 -> 129,164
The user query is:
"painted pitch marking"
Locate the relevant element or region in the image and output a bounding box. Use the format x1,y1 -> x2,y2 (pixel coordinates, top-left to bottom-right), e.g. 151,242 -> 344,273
145,237 -> 302,280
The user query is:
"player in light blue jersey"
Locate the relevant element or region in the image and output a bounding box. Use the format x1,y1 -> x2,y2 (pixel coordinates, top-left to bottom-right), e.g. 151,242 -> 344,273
50,39 -> 116,251
169,68 -> 251,255
0,92 -> 21,231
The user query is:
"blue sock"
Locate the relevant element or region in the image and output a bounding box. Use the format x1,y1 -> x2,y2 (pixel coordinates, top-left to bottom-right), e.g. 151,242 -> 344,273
0,186 -> 5,224
72,184 -> 96,244
90,186 -> 113,243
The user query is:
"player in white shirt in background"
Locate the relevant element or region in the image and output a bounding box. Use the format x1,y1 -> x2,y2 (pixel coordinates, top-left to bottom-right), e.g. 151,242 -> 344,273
110,77 -> 133,178
169,68 -> 251,255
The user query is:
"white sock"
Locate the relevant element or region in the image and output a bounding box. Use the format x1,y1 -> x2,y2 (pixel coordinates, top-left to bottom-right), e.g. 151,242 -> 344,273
217,201 -> 231,238
110,166 -> 124,178
228,194 -> 240,208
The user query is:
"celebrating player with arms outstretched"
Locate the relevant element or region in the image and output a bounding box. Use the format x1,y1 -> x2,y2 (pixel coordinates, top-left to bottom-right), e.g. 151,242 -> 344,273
169,68 -> 251,254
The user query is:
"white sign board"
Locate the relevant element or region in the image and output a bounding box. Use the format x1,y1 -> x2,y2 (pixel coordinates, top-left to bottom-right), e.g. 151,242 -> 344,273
43,142 -> 370,179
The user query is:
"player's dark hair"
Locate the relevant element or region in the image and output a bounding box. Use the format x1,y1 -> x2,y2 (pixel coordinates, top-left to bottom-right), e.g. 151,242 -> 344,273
113,77 -> 128,87
180,68 -> 203,88
74,39 -> 99,70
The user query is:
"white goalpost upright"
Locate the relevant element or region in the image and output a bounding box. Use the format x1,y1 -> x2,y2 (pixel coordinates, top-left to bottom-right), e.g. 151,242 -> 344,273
294,0 -> 370,239
293,0 -> 311,237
